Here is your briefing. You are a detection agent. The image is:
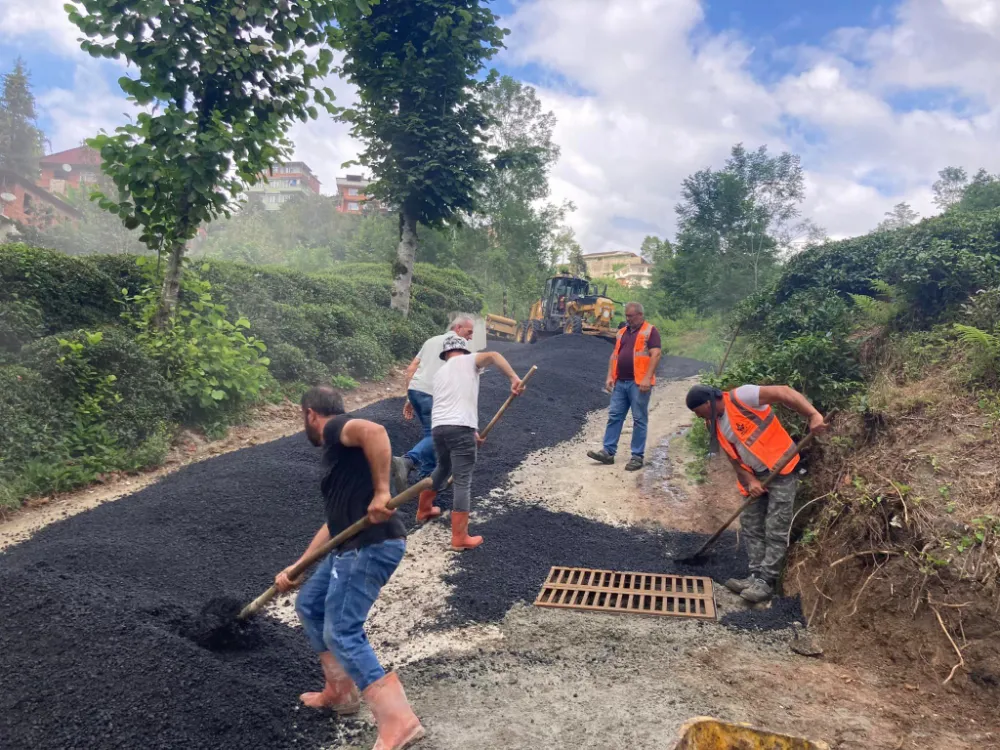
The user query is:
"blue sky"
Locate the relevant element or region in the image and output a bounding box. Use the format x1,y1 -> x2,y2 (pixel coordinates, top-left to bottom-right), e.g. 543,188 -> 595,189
2,0 -> 999,251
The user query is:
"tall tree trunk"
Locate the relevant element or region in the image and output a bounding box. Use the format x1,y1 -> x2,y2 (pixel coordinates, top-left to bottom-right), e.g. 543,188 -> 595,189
391,209 -> 418,316
154,240 -> 185,329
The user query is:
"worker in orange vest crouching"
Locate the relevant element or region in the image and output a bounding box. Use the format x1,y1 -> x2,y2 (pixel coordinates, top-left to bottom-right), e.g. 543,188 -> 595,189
685,384 -> 826,603
587,302 -> 662,472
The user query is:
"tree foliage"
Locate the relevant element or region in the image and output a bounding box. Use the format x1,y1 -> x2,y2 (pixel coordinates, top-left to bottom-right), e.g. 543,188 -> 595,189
31,163 -> 149,256
876,201 -> 919,232
334,0 -> 506,315
66,0 -> 355,324
933,166 -> 1000,214
657,143 -> 805,314
0,58 -> 47,179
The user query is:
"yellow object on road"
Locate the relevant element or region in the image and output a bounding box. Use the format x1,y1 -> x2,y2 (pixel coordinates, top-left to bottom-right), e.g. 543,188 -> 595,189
672,717 -> 830,750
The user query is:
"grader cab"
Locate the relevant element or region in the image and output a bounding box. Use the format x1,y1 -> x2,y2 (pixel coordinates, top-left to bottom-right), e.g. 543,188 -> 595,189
486,274 -> 619,344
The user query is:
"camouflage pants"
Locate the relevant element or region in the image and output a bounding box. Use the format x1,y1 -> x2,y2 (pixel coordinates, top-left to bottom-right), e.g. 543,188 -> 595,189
741,472 -> 799,582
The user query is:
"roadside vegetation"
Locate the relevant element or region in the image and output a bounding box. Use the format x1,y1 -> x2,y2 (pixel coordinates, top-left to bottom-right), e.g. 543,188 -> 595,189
0,245 -> 479,509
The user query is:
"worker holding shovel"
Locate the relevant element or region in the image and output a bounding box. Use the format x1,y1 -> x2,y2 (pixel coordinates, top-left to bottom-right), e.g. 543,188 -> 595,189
274,386 -> 424,750
685,384 -> 826,603
416,332 -> 524,548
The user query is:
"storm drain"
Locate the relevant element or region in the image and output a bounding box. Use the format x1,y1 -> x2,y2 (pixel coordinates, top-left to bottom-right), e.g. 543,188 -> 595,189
534,566 -> 716,620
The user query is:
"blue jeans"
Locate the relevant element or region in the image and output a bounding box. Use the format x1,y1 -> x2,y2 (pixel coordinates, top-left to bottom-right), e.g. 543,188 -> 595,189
404,389 -> 436,478
295,538 -> 406,691
602,380 -> 651,459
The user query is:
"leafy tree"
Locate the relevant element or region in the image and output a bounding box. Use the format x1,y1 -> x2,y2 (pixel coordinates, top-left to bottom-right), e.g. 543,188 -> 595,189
957,169 -> 1000,213
67,0 -> 355,326
33,170 -> 148,256
876,202 -> 919,232
0,58 -> 47,179
933,166 -> 968,211
640,235 -> 672,265
334,0 -> 507,316
659,143 -> 805,314
457,75 -> 565,311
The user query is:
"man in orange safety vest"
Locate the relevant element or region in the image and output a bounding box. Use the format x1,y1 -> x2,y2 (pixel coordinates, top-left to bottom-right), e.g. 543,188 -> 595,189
587,302 -> 662,472
685,383 -> 826,603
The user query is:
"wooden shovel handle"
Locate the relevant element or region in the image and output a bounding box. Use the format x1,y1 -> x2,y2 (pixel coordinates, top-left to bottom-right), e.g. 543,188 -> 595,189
682,429 -> 820,562
239,365 -> 539,620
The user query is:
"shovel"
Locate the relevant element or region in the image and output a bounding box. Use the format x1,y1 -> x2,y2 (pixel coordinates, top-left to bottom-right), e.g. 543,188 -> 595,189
237,364 -> 539,620
674,429 -> 819,565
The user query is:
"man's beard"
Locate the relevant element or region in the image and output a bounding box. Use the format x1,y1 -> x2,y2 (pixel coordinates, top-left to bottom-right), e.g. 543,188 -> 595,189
305,423 -> 323,446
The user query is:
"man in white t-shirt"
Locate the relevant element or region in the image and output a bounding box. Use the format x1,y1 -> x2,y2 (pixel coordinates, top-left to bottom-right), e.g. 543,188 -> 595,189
392,316 -> 475,493
416,333 -> 523,549
686,383 -> 826,603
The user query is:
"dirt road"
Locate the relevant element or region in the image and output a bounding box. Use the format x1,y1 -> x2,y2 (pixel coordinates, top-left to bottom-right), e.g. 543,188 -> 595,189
0,336 -> 992,749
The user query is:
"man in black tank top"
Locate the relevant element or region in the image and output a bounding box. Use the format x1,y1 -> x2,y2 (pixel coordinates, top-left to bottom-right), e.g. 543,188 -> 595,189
274,386 -> 424,750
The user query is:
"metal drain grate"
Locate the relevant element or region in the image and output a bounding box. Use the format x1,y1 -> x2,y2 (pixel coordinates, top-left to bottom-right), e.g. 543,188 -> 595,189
533,566 -> 717,620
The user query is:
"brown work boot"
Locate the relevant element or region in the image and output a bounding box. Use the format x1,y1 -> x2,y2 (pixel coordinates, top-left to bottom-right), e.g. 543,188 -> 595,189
300,651 -> 361,714
415,489 -> 441,523
450,511 -> 483,551
363,672 -> 425,750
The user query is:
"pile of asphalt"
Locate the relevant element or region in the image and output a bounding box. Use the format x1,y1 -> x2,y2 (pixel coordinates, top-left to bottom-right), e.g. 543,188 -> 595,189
0,335 -> 706,749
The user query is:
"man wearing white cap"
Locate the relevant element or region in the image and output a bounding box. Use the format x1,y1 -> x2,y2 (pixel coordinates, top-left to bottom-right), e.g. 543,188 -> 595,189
415,333 -> 524,549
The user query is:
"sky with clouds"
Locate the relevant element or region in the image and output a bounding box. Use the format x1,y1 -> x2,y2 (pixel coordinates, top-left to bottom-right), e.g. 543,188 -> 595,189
1,0 -> 998,253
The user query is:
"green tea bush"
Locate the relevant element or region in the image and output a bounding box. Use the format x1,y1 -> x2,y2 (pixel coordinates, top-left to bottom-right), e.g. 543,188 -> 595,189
122,261 -> 274,423
721,208 -> 1000,412
0,299 -> 45,352
0,244 -> 482,508
0,244 -> 123,334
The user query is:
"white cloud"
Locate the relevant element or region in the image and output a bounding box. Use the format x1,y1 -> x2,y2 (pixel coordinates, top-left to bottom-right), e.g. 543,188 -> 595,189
286,68 -> 366,192
502,0 -> 1000,251
8,0 -> 1000,251
36,64 -> 136,150
0,0 -> 84,55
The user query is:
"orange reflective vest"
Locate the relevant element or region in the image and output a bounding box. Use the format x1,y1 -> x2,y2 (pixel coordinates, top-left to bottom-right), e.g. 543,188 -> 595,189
715,389 -> 798,496
611,321 -> 657,385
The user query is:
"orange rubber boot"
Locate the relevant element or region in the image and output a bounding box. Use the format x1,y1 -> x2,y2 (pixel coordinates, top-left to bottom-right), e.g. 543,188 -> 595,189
300,651 -> 361,714
363,672 -> 425,750
450,511 -> 483,551
415,489 -> 441,523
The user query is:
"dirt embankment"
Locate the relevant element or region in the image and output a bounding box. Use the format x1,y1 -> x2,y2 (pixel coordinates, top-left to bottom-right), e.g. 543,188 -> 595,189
786,373 -> 1000,725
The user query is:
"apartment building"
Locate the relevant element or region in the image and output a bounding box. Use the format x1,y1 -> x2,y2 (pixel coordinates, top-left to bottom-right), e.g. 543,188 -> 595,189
335,174 -> 386,214
583,250 -> 653,288
247,161 -> 321,209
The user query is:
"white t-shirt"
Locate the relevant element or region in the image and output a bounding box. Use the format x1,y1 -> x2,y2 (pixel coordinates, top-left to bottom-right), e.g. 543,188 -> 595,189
431,354 -> 482,430
718,384 -> 768,473
408,333 -> 448,395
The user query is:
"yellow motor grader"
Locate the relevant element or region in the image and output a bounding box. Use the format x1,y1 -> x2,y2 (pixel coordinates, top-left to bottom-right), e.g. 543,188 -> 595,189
486,274 -> 619,344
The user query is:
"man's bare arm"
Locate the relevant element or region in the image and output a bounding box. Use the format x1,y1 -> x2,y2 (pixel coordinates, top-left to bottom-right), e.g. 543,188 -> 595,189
474,352 -> 524,395
403,355 -> 421,390
275,523 -> 330,591
339,419 -> 393,496
758,385 -> 826,431
639,348 -> 662,392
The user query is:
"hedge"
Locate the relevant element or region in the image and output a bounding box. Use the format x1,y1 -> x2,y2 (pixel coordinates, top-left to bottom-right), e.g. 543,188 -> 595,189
0,244 -> 483,507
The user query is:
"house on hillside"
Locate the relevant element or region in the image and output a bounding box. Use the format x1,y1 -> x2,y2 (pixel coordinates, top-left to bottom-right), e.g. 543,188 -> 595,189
38,146 -> 102,196
247,161 -> 321,210
0,170 -> 82,229
335,174 -> 387,214
583,250 -> 653,288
